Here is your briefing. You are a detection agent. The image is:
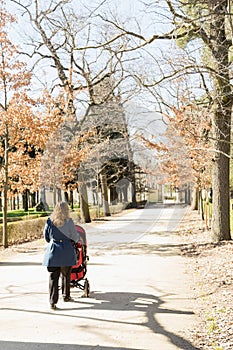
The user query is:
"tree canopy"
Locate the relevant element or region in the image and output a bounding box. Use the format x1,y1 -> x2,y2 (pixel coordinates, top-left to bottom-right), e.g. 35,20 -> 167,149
5,0 -> 233,241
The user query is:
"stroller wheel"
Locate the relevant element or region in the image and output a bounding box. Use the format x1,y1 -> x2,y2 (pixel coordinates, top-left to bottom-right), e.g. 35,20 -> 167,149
83,279 -> 90,297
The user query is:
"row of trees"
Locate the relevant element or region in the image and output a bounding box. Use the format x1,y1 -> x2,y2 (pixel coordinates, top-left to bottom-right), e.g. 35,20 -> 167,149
0,1 -> 138,247
0,9 -> 71,247
1,0 -> 233,245
118,0 -> 232,242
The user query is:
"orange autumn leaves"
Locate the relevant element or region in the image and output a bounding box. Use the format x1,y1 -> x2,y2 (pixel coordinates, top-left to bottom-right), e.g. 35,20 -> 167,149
0,3 -> 86,197
139,103 -> 212,189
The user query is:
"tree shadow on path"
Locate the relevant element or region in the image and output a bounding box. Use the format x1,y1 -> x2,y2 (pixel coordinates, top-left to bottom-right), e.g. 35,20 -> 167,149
69,290 -> 199,350
0,341 -> 141,350
1,290 -> 198,349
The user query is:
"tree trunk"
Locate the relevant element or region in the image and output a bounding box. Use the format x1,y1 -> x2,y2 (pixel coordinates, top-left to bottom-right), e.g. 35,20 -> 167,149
130,171 -> 137,208
210,0 -> 232,241
64,191 -> 69,203
40,187 -> 49,210
12,195 -> 16,210
17,195 -> 20,210
53,187 -> 57,207
199,190 -> 204,221
79,182 -> 91,222
57,188 -> 62,202
78,172 -> 91,223
211,106 -> 231,240
70,190 -> 74,209
122,183 -> 128,202
185,186 -> 191,205
190,187 -> 198,210
100,171 -> 111,216
3,130 -> 9,248
3,182 -> 8,248
22,190 -> 29,211
31,192 -> 36,207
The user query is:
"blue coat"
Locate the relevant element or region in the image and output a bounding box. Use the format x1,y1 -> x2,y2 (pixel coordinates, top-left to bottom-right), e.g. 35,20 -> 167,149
42,218 -> 79,267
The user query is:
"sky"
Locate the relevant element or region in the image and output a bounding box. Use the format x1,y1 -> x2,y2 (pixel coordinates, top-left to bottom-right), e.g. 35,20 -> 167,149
5,1 -> 181,118
5,0 -> 180,143
7,0 -> 173,44
4,0 -> 193,181
6,1 -> 171,91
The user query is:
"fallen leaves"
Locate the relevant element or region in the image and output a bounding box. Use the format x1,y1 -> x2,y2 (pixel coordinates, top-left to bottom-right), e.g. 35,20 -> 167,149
178,208 -> 233,350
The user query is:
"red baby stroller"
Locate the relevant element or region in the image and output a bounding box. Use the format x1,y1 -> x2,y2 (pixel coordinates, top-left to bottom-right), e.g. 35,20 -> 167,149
70,224 -> 90,297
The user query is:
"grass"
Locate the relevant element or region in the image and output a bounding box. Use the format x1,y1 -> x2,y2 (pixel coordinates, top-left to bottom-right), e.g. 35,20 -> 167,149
0,208 -> 48,220
0,202 -> 127,224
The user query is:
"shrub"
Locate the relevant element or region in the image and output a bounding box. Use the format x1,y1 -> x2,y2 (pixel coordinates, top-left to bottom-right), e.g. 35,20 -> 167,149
0,217 -> 48,246
0,202 -> 129,246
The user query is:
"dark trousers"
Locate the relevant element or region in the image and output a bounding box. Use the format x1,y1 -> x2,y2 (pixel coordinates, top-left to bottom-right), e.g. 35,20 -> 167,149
47,266 -> 72,305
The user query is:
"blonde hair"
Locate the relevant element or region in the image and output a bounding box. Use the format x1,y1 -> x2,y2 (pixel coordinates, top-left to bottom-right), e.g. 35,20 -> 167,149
50,201 -> 70,227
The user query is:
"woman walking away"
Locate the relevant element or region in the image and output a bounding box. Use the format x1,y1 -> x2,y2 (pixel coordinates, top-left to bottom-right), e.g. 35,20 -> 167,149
43,201 -> 80,310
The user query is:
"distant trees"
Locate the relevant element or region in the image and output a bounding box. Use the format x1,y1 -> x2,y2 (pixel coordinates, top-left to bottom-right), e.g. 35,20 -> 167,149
139,96 -> 212,211
0,3 -> 72,247
10,0 -> 139,222
7,0 -> 233,242
0,0 -> 142,248
100,0 -> 232,241
80,98 -> 136,215
168,102 -> 212,195
165,1 -> 232,241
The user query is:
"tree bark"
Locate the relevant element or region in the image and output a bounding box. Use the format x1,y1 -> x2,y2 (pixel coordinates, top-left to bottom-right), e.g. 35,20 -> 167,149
31,192 -> 36,207
22,190 -> 29,211
79,183 -> 91,223
100,171 -> 111,216
78,172 -> 91,223
211,107 -> 231,240
210,0 -> 232,241
3,126 -> 9,248
190,187 -> 198,210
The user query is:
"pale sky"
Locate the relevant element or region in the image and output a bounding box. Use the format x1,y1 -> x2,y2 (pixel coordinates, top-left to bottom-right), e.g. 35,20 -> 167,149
5,0 -> 178,113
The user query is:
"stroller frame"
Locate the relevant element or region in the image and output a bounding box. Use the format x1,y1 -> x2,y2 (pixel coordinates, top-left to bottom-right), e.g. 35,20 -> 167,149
70,224 -> 90,297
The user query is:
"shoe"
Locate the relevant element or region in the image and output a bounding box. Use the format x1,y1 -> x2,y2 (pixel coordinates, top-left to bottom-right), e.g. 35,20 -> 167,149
50,304 -> 57,310
63,296 -> 74,302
